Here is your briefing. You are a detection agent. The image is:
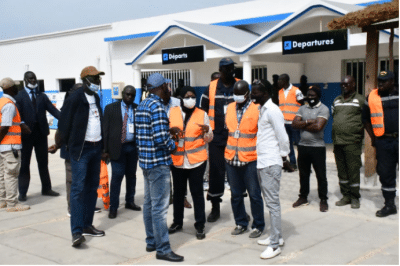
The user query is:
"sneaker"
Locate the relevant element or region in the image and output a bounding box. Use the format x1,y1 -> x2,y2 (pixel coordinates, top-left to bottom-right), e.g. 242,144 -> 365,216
196,227 -> 206,240
320,200 -> 329,212
260,246 -> 281,259
376,205 -> 397,217
6,204 -> 30,212
249,228 -> 263,238
335,197 -> 351,206
203,182 -> 209,191
257,236 -> 284,246
94,207 -> 101,213
231,225 -> 247,235
0,201 -> 6,208
292,197 -> 309,208
351,198 -> 360,209
168,223 -> 183,234
225,181 -> 230,190
82,225 -> 105,237
72,233 -> 86,247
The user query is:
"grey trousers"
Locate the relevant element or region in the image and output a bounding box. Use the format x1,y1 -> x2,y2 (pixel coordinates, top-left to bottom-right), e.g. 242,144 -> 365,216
257,165 -> 282,249
0,150 -> 21,207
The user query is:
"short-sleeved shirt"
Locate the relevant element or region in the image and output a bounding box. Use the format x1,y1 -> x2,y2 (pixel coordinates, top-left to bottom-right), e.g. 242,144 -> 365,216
84,93 -> 102,142
0,94 -> 22,152
296,102 -> 330,147
331,92 -> 365,145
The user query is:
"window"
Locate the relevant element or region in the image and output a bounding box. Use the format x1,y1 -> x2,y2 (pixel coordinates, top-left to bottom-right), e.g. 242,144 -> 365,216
234,66 -> 268,81
141,70 -> 191,95
59,78 -> 76,92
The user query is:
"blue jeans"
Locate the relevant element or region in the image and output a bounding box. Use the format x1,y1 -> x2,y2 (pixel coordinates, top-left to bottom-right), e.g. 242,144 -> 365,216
226,161 -> 265,231
142,164 -> 172,255
285,124 -> 297,165
70,143 -> 101,235
110,143 -> 138,211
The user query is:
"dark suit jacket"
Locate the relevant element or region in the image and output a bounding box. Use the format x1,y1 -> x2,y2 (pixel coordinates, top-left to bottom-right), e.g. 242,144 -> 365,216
15,89 -> 60,137
58,87 -> 103,161
103,101 -> 138,160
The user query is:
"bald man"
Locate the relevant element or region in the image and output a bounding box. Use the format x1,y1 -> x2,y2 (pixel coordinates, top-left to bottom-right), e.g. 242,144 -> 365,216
332,76 -> 365,209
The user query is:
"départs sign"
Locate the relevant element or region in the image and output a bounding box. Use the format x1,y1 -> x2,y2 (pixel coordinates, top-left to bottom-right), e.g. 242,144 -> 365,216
162,45 -> 205,65
282,29 -> 348,55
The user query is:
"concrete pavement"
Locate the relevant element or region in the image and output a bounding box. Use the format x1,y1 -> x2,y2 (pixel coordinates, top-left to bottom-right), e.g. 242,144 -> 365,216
0,132 -> 398,265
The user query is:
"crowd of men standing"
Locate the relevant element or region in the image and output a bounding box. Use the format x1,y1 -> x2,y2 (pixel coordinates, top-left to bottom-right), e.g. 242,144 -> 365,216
0,58 -> 397,261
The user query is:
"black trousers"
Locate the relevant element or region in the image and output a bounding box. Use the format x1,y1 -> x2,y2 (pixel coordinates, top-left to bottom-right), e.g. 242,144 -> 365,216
297,145 -> 328,200
171,162 -> 207,229
375,137 -> 399,201
18,128 -> 52,196
207,143 -> 226,203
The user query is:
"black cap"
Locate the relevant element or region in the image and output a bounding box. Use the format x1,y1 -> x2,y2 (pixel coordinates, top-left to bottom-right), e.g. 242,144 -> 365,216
219,57 -> 237,67
377,70 -> 395,81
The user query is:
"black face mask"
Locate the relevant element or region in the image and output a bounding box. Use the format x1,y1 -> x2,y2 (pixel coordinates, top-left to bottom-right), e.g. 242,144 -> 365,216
250,94 -> 263,104
306,97 -> 319,107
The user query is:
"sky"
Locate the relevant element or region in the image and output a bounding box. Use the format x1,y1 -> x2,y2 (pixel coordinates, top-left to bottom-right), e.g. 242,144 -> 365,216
0,0 -> 253,41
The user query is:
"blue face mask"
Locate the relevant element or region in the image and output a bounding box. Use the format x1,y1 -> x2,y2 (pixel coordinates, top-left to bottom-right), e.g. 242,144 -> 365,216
86,79 -> 100,92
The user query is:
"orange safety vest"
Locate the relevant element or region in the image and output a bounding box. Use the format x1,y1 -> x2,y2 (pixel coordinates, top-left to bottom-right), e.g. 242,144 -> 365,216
0,97 -> 22,145
368,89 -> 385,137
224,101 -> 259,162
208,78 -> 240,130
169,106 -> 208,166
279,86 -> 301,121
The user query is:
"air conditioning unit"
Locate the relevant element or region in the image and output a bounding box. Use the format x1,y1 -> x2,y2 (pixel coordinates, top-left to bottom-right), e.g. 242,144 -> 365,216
111,82 -> 125,99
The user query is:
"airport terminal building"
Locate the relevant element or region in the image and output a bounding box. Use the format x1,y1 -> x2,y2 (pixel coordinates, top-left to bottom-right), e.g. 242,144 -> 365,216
0,0 -> 398,142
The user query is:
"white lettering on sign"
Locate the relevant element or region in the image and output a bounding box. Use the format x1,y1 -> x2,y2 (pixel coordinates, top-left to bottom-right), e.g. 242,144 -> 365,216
292,39 -> 334,49
169,53 -> 188,60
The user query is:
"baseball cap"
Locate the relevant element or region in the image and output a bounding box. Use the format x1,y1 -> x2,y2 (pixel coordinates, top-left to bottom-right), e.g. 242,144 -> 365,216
146,73 -> 171,89
0,77 -> 19,90
219,57 -> 237,67
80,66 -> 105,79
377,70 -> 394,81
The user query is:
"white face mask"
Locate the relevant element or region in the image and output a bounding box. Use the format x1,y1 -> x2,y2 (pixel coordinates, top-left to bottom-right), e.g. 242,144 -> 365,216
183,97 -> 196,109
233,92 -> 247,104
27,83 -> 38,89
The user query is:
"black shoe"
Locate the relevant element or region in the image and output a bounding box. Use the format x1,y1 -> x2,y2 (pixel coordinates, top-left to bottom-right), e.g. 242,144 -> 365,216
125,202 -> 141,211
376,205 -> 397,217
196,227 -> 206,240
82,225 -> 105,237
94,207 -> 101,213
168,223 -> 183,234
72,233 -> 86,247
146,246 -> 156,252
108,209 -> 117,219
42,190 -> 60,197
156,251 -> 184,262
207,202 -> 220,223
320,200 -> 329,212
18,194 -> 27,202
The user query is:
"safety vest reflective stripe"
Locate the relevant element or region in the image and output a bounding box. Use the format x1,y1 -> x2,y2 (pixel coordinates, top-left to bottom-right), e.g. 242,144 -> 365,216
339,180 -> 349,184
208,78 -> 239,130
279,87 -> 301,121
368,89 -> 385,137
0,97 -> 22,145
169,106 -> 207,166
382,187 -> 397,191
350,183 -> 360,187
224,102 -> 258,162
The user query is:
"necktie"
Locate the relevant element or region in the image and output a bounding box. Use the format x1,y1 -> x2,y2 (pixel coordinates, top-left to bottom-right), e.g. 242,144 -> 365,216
30,90 -> 37,112
121,106 -> 129,143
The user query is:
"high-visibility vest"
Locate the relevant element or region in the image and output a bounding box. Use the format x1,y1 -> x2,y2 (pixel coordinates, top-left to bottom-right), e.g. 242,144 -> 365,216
279,86 -> 301,121
169,106 -> 208,166
0,97 -> 22,145
368,89 -> 385,137
224,101 -> 258,162
208,78 -> 240,130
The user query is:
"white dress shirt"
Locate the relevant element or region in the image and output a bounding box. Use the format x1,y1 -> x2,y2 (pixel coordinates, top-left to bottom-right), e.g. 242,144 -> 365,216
256,99 -> 290,169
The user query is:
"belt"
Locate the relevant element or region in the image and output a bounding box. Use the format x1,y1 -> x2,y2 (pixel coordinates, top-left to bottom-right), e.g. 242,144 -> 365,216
380,132 -> 399,138
84,141 -> 102,146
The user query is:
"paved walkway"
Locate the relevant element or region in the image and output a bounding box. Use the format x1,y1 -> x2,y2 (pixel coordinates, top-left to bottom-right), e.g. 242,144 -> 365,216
0,132 -> 398,265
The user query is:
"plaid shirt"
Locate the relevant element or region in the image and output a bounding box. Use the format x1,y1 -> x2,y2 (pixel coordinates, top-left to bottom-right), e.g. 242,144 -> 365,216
226,99 -> 252,167
135,94 -> 176,169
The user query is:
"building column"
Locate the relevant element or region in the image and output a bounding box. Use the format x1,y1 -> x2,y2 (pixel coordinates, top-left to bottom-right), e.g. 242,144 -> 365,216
133,64 -> 142,104
240,55 -> 252,84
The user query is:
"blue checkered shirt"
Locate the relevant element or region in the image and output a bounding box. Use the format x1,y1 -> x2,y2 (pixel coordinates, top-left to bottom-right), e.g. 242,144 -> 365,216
135,94 -> 176,169
226,99 -> 252,167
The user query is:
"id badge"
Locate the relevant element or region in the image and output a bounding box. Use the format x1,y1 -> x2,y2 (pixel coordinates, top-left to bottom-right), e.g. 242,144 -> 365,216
234,130 -> 240,139
224,104 -> 228,115
178,139 -> 184,147
128,124 -> 134,134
